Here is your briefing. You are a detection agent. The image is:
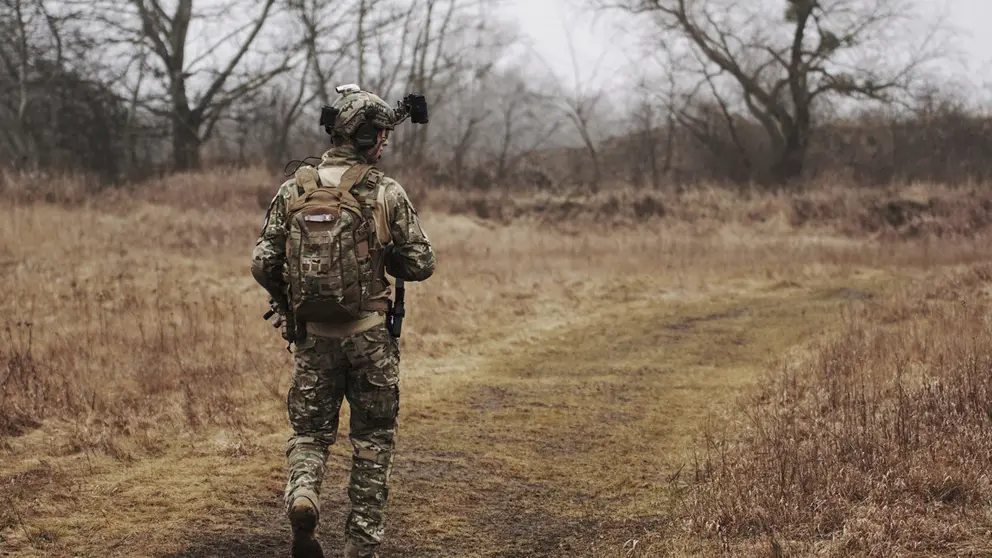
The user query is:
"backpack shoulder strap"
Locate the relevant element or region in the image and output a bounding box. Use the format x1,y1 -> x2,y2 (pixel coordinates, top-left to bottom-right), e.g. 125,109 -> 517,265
331,164 -> 374,211
355,167 -> 391,247
288,165 -> 321,214
371,171 -> 391,246
337,164 -> 373,191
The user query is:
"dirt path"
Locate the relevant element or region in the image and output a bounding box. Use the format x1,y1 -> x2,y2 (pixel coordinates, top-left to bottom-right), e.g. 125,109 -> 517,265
156,275 -> 888,558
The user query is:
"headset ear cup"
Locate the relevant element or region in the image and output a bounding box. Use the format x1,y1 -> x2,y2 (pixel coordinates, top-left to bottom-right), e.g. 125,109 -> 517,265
355,123 -> 378,149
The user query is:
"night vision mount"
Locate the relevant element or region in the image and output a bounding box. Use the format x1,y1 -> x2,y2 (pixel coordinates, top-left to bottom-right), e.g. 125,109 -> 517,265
319,84 -> 429,136
393,93 -> 429,125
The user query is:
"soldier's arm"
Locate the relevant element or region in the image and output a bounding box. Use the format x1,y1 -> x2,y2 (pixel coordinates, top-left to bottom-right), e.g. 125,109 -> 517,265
251,181 -> 293,300
381,178 -> 436,282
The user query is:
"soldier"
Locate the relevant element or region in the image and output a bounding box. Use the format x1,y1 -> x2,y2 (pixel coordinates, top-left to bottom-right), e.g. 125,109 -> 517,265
251,85 -> 436,558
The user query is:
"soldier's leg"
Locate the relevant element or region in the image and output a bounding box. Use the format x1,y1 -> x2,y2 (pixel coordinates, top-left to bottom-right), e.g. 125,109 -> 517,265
341,325 -> 400,556
285,335 -> 348,518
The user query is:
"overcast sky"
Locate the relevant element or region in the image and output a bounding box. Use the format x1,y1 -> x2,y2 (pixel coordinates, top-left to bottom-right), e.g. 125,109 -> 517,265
504,0 -> 992,91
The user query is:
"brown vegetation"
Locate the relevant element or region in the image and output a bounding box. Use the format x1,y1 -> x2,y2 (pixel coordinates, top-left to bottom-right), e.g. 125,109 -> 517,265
2,170 -> 992,556
680,265 -> 992,557
6,1 -> 992,554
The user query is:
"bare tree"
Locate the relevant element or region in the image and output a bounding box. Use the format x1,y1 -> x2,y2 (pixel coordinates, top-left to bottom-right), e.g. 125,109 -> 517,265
668,60 -> 758,183
628,94 -> 676,188
98,0 -> 291,170
0,0 -> 68,166
538,16 -> 609,188
447,104 -> 490,185
0,0 -> 134,180
386,0 -> 515,163
399,0 -> 455,161
603,0 -> 949,184
492,78 -> 562,181
266,0 -> 360,165
289,0 -> 402,105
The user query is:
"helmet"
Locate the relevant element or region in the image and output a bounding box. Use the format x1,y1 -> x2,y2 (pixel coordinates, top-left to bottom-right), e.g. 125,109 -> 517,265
321,85 -> 396,141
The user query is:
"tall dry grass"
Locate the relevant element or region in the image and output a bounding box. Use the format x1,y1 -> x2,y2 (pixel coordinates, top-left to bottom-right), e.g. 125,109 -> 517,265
3,167 -> 992,555
680,264 -> 992,556
0,167 -> 704,448
0,206 -> 276,454
1,167 -> 989,448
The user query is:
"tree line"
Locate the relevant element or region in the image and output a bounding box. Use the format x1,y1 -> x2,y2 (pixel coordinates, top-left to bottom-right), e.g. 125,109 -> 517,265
1,0 -> 988,189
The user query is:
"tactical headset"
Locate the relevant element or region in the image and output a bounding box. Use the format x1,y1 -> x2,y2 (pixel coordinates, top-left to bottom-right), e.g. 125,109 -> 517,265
353,121 -> 379,149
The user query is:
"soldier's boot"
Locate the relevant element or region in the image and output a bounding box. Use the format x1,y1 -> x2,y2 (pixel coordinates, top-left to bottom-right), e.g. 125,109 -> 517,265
343,538 -> 379,558
289,496 -> 324,558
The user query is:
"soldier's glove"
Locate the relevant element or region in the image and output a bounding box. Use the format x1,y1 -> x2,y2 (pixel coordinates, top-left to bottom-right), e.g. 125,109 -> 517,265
383,244 -> 400,278
269,313 -> 290,342
264,299 -> 295,345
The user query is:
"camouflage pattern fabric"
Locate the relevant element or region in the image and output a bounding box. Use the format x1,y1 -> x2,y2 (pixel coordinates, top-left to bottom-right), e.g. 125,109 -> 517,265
251,145 -> 436,309
251,143 -> 435,554
285,324 -> 400,548
328,90 -> 397,137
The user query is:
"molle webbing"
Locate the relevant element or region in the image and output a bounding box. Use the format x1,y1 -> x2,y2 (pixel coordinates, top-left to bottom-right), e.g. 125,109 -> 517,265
339,165 -> 390,305
366,169 -> 390,247
289,162 -> 392,319
338,166 -> 389,248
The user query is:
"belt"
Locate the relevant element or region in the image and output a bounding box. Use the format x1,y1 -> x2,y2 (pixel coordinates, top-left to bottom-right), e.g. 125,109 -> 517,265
306,314 -> 385,338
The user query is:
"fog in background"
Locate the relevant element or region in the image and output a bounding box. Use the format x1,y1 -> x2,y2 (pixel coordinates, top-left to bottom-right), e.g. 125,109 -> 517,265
3,0 -> 992,189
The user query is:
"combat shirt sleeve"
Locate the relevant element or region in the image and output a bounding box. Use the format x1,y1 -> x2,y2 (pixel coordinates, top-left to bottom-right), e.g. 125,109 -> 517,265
251,180 -> 293,299
381,177 -> 436,282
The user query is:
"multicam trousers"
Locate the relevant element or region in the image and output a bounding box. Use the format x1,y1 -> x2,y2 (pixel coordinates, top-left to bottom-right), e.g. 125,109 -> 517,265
284,323 -> 400,549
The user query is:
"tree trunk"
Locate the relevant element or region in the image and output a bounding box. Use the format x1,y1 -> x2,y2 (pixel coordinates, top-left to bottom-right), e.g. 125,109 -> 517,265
772,132 -> 806,185
585,142 -> 601,191
172,108 -> 202,171
452,150 -> 465,187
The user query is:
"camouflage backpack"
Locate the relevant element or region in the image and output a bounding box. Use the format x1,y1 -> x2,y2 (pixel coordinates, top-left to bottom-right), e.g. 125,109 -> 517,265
284,163 -> 392,324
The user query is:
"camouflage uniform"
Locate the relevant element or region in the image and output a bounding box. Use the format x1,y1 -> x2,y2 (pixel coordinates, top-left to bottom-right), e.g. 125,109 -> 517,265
251,144 -> 435,556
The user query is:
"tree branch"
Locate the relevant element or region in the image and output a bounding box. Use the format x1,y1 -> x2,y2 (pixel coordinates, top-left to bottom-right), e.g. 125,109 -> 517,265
193,0 -> 277,114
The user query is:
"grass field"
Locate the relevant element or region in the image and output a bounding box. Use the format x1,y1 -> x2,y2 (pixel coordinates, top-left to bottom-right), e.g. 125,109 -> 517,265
3,169 -> 992,557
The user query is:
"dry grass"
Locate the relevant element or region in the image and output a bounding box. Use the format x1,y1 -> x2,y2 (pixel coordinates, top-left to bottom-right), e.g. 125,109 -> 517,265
411,178 -> 992,241
679,265 -> 992,557
1,167 -> 992,556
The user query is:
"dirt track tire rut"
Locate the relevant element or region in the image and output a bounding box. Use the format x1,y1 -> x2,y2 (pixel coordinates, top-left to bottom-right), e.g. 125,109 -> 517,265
165,282 -> 865,557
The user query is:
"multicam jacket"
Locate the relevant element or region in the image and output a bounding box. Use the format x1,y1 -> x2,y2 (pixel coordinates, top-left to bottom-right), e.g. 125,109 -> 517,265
251,145 -> 436,327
